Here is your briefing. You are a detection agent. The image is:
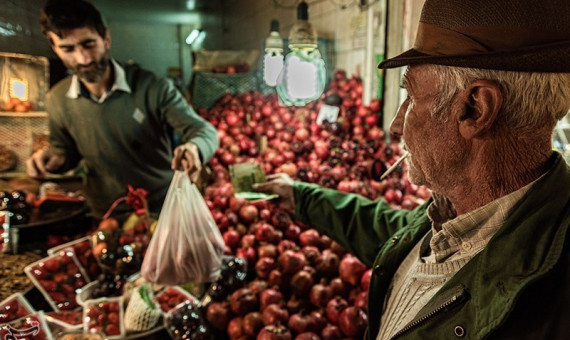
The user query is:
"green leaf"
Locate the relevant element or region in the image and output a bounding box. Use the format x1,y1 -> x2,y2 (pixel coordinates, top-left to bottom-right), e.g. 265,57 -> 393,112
138,285 -> 155,310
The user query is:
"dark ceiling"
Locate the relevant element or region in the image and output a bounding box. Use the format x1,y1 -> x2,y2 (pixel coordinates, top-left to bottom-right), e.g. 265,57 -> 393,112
93,0 -> 223,24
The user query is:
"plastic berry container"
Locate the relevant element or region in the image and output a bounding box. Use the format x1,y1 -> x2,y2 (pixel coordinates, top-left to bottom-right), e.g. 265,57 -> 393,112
45,310 -> 84,332
153,286 -> 198,313
0,211 -> 10,253
75,281 -> 100,308
24,251 -> 90,312
47,236 -> 101,281
83,297 -> 125,339
0,311 -> 54,340
0,293 -> 35,324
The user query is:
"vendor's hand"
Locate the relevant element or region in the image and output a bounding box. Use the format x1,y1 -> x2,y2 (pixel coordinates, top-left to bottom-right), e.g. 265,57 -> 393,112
172,142 -> 202,182
253,173 -> 296,213
26,148 -> 66,178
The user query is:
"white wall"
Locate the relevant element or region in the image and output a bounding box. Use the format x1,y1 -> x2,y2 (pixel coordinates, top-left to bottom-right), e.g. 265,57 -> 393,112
382,0 -> 424,128
94,1 -> 224,89
106,21 -> 180,79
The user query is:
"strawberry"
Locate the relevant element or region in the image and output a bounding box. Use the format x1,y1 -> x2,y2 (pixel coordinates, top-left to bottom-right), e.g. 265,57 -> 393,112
168,297 -> 179,308
108,312 -> 119,324
53,273 -> 69,284
15,306 -> 28,318
60,284 -> 75,296
74,241 -> 90,253
43,259 -> 59,272
66,263 -> 79,276
32,267 -> 47,280
49,292 -> 66,303
106,323 -> 120,336
40,280 -> 56,292
86,306 -> 100,318
73,278 -> 86,289
97,314 -> 107,324
107,302 -> 120,313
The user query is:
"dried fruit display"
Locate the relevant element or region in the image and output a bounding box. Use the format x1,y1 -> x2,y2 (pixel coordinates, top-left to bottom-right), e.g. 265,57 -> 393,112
0,146 -> 17,172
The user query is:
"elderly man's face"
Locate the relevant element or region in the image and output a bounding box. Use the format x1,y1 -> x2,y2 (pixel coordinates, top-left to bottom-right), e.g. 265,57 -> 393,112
389,65 -> 468,190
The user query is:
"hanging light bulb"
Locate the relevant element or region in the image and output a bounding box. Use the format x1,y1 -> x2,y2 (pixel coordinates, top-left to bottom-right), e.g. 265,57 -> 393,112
276,1 -> 326,106
185,29 -> 201,45
263,20 -> 284,87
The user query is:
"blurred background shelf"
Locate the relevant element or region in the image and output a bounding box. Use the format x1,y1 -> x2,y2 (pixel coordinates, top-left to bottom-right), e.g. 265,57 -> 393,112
0,111 -> 48,118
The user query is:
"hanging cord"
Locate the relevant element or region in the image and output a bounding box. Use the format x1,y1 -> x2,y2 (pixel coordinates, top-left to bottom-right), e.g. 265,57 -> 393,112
272,0 -> 331,10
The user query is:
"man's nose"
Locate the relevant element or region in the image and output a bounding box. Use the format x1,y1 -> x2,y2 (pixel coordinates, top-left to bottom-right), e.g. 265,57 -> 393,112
389,99 -> 407,140
75,48 -> 92,65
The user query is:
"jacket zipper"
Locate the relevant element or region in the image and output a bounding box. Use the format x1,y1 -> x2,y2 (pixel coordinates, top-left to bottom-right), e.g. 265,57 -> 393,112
388,292 -> 464,340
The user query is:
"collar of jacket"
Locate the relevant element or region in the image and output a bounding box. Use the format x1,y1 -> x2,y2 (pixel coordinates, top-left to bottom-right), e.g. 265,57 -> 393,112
371,152 -> 570,339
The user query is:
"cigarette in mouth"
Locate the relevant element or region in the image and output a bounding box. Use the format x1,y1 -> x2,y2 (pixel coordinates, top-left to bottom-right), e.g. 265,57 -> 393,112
379,151 -> 410,181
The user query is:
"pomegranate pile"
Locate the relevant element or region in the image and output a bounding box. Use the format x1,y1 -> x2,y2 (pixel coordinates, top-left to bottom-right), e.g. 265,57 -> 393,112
197,70 -> 431,339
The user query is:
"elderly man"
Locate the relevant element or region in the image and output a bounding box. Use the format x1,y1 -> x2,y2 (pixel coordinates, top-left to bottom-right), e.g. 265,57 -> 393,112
254,0 -> 570,339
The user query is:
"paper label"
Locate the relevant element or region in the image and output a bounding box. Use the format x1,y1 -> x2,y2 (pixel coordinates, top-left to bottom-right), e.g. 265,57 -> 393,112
317,104 -> 340,125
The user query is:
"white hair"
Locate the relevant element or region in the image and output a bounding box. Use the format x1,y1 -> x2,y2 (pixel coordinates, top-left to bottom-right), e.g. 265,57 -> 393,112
425,65 -> 570,131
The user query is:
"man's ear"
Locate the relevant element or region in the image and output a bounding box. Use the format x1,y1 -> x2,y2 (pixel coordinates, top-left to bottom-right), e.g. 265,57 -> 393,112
455,80 -> 502,139
46,33 -> 57,52
104,29 -> 111,49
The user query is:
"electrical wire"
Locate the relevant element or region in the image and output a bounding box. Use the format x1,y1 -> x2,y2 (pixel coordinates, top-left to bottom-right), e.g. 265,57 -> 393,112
272,0 -> 362,10
271,0 -> 384,11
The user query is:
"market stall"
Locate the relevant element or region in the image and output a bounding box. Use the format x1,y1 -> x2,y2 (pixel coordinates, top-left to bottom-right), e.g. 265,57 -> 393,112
0,55 -> 430,339
0,3 -> 426,340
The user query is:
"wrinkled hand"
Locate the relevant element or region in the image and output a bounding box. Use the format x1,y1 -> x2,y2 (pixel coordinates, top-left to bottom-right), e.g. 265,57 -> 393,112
172,142 -> 202,182
26,148 -> 66,178
253,173 -> 296,213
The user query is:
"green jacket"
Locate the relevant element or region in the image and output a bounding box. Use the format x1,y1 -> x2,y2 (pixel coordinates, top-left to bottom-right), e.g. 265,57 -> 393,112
293,153 -> 570,340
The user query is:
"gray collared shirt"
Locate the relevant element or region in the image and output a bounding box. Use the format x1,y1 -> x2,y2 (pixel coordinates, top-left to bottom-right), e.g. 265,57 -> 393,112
424,179 -> 537,263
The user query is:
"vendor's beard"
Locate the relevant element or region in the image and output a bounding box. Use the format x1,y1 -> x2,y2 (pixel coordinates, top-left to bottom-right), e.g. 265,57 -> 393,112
73,53 -> 110,84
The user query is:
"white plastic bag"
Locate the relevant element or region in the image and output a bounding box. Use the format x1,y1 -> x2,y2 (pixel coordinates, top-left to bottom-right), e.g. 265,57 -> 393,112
141,171 -> 225,285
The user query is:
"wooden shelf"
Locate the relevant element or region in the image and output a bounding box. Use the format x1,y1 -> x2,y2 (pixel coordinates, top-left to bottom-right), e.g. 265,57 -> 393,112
0,172 -> 73,179
0,111 -> 47,118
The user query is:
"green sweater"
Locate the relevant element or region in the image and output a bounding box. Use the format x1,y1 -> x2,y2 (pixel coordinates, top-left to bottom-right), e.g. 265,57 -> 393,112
294,153 -> 570,339
46,63 -> 219,217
